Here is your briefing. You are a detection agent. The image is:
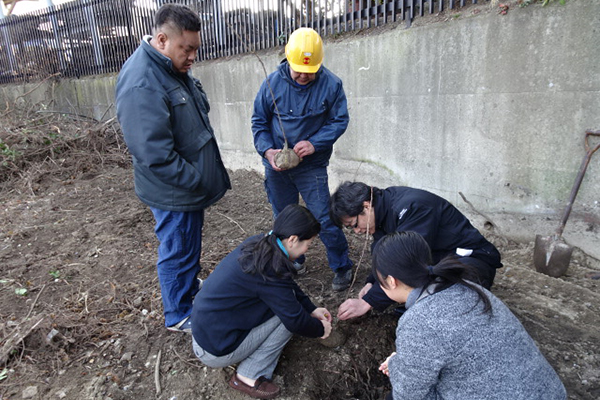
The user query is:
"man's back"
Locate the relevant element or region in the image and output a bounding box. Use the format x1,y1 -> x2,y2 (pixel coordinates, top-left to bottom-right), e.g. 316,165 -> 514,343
374,186 -> 501,267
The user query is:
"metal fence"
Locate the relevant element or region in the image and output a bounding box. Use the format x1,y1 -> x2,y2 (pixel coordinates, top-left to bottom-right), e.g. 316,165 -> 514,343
0,0 -> 486,84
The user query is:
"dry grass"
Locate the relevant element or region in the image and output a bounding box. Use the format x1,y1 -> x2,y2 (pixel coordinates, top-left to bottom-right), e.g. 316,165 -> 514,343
0,104 -> 129,196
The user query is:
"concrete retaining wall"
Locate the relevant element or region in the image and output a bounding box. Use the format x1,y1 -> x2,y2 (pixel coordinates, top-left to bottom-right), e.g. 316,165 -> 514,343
196,0 -> 600,217
1,0 -> 599,254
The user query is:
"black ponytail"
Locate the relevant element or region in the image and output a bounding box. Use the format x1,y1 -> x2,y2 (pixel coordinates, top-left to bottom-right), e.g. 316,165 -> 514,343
372,231 -> 492,314
239,204 -> 321,280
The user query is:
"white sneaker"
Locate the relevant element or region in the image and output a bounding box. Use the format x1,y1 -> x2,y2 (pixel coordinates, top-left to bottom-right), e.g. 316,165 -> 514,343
166,316 -> 192,333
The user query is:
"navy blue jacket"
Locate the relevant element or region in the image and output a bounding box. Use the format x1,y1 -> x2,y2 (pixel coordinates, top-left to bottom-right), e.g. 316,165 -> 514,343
191,235 -> 324,356
116,38 -> 230,211
252,61 -> 349,171
363,187 -> 503,311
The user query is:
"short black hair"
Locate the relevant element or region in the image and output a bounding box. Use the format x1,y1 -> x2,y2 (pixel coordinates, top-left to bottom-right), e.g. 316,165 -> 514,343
329,181 -> 374,227
154,3 -> 201,33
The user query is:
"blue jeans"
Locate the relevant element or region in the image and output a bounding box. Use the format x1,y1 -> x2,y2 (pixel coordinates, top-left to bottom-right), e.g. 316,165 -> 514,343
264,165 -> 352,273
150,208 -> 204,327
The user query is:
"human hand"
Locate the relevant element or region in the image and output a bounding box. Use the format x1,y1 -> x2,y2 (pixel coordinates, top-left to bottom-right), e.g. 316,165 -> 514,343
311,307 -> 333,323
319,318 -> 332,340
379,352 -> 396,376
293,140 -> 314,159
358,283 -> 373,299
337,298 -> 372,320
264,149 -> 283,171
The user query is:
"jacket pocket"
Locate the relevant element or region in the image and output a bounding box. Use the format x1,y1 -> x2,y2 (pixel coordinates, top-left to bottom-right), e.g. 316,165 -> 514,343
309,100 -> 328,117
167,88 -> 195,134
167,87 -> 212,156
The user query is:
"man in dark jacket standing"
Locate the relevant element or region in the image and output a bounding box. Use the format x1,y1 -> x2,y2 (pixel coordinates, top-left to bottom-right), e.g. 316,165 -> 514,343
252,28 -> 353,291
329,181 -> 503,320
115,4 -> 230,333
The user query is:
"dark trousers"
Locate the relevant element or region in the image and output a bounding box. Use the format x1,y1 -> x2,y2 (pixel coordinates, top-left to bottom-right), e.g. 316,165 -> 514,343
264,165 -> 352,272
151,208 -> 204,327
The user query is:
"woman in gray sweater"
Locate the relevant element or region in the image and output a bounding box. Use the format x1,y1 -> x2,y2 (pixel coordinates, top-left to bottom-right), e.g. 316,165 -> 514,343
375,231 -> 566,400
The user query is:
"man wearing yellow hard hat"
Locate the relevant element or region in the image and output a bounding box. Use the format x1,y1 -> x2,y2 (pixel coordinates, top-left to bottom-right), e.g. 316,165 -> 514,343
252,27 -> 354,291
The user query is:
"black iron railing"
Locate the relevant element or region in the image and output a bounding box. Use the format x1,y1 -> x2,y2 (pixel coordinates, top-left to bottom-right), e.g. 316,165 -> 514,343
0,0 -> 486,83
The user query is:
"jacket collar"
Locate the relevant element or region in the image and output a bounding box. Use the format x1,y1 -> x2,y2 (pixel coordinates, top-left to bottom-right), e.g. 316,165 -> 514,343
405,286 -> 421,309
141,35 -> 189,79
405,282 -> 440,309
373,188 -> 386,229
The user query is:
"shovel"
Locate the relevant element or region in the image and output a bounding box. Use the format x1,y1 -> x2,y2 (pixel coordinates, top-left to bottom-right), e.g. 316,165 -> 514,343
534,130 -> 600,277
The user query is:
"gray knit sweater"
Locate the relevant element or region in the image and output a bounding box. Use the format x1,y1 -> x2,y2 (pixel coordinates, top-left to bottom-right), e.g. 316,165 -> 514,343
388,283 -> 567,400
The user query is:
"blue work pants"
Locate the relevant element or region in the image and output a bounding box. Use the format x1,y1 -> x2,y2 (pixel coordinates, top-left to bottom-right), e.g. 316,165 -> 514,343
150,208 -> 204,327
264,165 -> 352,273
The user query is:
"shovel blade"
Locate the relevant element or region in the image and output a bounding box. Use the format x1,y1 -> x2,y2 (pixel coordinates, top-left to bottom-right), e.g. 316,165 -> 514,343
533,234 -> 573,277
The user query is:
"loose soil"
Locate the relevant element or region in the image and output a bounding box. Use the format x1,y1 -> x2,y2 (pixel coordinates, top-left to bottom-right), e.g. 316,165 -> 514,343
0,105 -> 599,400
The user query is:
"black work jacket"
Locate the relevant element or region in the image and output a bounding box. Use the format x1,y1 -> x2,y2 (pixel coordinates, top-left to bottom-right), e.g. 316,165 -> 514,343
363,187 -> 502,311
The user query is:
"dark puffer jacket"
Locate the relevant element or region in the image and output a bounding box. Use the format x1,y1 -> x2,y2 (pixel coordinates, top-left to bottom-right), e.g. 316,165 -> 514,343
116,37 -> 230,211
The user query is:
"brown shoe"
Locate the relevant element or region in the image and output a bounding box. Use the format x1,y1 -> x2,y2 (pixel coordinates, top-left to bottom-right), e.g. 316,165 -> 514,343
228,374 -> 280,399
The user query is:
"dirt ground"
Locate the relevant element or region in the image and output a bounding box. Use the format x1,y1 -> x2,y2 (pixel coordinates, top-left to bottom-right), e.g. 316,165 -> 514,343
0,101 -> 599,400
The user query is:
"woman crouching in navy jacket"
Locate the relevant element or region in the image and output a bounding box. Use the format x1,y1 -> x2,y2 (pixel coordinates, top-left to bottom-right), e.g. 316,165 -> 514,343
191,204 -> 332,399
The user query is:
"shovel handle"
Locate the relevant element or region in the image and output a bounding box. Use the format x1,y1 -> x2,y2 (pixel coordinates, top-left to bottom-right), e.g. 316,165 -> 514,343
556,130 -> 600,236
584,130 -> 600,153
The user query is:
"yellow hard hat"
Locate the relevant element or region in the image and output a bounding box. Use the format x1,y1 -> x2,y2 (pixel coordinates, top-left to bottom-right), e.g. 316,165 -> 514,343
285,28 -> 323,74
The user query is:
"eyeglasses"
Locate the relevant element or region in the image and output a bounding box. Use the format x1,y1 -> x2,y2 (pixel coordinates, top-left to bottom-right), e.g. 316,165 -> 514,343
344,216 -> 359,230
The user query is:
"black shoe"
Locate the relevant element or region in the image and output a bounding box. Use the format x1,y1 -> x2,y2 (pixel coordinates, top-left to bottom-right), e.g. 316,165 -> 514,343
332,269 -> 352,291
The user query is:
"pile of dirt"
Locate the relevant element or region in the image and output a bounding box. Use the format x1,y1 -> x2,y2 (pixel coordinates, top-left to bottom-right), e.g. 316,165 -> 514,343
0,109 -> 598,400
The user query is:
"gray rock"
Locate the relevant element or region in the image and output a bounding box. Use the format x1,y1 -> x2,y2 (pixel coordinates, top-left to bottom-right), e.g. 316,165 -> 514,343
22,386 -> 38,399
